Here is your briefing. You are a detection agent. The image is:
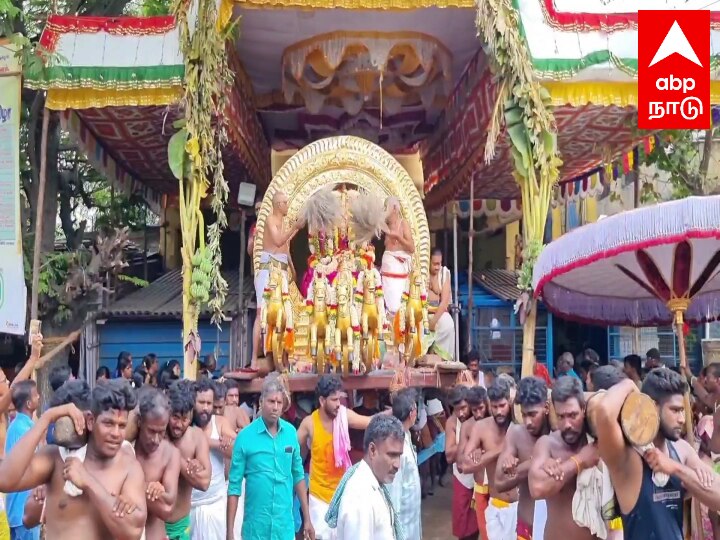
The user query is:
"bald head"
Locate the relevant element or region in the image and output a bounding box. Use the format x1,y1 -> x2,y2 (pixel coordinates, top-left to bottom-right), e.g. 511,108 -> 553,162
272,190 -> 289,216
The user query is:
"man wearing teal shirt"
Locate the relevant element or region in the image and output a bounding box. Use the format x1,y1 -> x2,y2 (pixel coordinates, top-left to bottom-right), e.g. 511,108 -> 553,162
227,377 -> 314,540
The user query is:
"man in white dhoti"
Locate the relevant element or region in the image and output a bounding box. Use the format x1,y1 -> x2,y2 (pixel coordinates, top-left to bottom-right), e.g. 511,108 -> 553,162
381,197 -> 415,316
424,249 -> 455,361
325,415 -> 406,540
388,389 -> 422,540
251,190 -> 302,367
189,379 -> 235,540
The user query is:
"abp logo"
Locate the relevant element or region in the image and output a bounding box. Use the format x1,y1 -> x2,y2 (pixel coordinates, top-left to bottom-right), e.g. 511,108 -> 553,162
638,11 -> 710,129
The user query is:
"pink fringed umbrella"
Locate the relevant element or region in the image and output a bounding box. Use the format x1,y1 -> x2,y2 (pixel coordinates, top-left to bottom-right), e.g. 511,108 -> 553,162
533,195 -> 720,445
533,196 -> 720,330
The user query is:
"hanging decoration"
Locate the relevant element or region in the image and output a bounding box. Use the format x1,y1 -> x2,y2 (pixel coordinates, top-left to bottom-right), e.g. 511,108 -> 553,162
282,31 -> 453,116
475,0 -> 562,378
169,0 -> 236,378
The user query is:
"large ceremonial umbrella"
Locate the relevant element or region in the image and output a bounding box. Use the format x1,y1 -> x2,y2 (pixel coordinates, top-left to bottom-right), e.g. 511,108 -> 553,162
533,195 -> 720,444
534,195 -> 720,538
533,195 -> 720,329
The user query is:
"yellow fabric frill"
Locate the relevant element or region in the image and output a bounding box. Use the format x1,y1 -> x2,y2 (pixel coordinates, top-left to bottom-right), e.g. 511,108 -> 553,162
46,87 -> 182,110
543,81 -> 720,107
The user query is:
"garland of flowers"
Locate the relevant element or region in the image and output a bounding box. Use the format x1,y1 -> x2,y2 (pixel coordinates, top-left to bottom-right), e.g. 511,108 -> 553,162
476,0 -> 562,291
170,0 -> 235,376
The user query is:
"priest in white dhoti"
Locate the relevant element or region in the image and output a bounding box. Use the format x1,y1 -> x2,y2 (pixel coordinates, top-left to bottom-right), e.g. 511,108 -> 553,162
325,415 -> 407,540
388,389 -> 422,540
251,190 -> 302,366
422,249 -> 455,361
381,197 -> 415,317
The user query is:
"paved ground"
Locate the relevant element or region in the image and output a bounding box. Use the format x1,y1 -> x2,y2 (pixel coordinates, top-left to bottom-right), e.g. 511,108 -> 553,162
421,479 -> 454,540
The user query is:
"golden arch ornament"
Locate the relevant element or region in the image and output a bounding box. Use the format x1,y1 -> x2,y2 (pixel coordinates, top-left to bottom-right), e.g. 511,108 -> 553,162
253,136 -> 431,282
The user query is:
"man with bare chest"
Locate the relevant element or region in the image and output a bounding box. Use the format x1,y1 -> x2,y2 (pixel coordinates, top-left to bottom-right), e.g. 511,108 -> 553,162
380,196 -> 415,316
529,377 -> 598,540
495,377 -> 550,540
0,379 -> 147,540
165,381 -> 211,540
135,388 -> 181,540
444,386 -> 476,540
190,379 -> 235,539
461,379 -> 518,540
214,381 -> 250,435
252,190 -> 303,367
454,386 -> 488,539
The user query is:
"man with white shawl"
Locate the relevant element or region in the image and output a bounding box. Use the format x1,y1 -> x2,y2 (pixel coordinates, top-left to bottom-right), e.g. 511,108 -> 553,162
251,190 -> 303,366
422,249 -> 454,360
388,389 -> 422,540
380,197 -> 415,318
325,415 -> 406,540
297,375 -> 377,539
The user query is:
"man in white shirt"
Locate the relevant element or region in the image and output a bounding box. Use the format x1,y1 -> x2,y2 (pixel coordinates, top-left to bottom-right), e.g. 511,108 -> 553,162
389,389 -> 422,540
324,415 -> 405,540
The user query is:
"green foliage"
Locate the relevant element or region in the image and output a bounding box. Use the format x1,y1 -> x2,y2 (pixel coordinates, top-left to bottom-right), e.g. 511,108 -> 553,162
637,124 -> 720,197
117,274 -> 149,287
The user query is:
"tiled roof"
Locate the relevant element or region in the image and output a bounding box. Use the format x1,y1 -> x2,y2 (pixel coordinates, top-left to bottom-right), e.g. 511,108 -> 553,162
99,269 -> 255,319
472,269 -> 521,302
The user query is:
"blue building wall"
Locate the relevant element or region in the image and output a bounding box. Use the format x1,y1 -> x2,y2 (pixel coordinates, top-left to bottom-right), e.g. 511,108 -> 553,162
98,320 -> 231,376
457,274 -> 553,376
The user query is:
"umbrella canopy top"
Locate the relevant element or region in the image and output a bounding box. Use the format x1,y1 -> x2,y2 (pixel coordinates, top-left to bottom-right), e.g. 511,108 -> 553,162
532,196 -> 720,327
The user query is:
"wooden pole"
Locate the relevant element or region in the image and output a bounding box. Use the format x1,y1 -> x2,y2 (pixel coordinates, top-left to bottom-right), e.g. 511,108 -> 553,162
452,203 -> 460,363
30,107 -> 50,323
466,175 -> 474,355
238,209 -> 247,368
674,314 -> 696,447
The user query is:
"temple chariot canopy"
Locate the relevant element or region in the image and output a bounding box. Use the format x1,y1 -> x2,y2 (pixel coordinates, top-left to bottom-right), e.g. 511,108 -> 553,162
26,0 -> 720,212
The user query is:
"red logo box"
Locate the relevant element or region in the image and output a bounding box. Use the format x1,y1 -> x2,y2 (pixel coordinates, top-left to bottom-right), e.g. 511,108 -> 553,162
638,10 -> 710,129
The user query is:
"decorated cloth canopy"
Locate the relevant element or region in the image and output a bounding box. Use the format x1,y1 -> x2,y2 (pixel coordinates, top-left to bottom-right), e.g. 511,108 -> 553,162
532,196 -> 720,327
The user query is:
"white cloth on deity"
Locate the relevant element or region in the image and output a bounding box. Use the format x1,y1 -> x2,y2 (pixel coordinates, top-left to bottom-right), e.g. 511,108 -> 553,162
388,431 -> 422,540
254,252 -> 289,306
381,251 -> 412,314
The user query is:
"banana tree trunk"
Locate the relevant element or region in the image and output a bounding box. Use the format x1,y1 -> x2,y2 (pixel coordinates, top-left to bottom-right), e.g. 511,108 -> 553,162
182,249 -> 198,380
521,298 -> 537,378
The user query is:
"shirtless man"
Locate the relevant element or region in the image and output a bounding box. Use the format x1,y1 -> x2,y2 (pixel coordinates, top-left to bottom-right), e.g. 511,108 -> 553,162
135,388 -> 182,540
529,376 -> 598,540
597,369 -> 720,540
381,196 -> 415,316
191,379 -> 236,539
251,190 -> 303,367
426,248 -> 454,360
444,386 -> 477,540
0,379 -> 146,540
216,380 -> 250,435
495,377 -> 550,540
297,374 -> 378,539
165,380 -> 211,540
461,379 -> 518,540
454,386 -> 488,538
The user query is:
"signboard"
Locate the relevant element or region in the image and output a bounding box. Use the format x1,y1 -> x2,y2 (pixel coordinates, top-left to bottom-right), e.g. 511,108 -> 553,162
638,10 -> 710,129
0,40 -> 27,335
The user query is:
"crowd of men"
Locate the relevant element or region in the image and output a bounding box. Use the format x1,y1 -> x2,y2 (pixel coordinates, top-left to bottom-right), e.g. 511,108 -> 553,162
2,332 -> 720,540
